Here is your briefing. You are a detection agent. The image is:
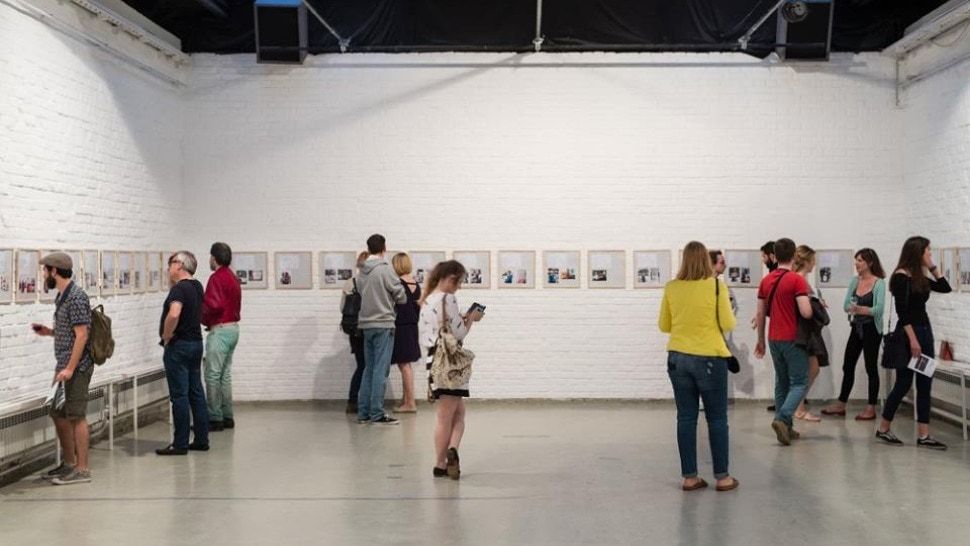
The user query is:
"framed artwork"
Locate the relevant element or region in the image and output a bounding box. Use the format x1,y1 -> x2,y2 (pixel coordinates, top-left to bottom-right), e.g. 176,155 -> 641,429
938,248 -> 959,290
117,252 -> 133,294
634,250 -> 672,289
101,251 -> 117,296
147,252 -> 162,292
497,251 -> 536,288
319,251 -> 357,289
275,251 -> 312,289
815,249 -> 855,288
0,249 -> 13,304
15,249 -> 39,303
234,252 -> 269,290
132,252 -> 147,293
958,248 -> 970,291
723,250 -> 763,288
454,251 -> 491,289
589,250 -> 626,289
543,251 -> 580,288
81,250 -> 99,295
39,250 -> 57,303
409,251 -> 447,285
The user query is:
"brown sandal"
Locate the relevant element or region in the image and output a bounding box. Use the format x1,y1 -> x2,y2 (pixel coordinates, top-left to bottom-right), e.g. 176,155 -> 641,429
682,478 -> 708,491
716,477 -> 740,492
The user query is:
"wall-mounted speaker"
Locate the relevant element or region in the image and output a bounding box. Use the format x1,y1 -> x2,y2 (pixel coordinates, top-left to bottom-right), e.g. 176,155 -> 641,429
776,0 -> 834,61
254,0 -> 308,64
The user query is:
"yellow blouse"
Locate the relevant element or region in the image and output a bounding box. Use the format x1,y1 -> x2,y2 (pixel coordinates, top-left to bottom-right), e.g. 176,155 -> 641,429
659,278 -> 736,358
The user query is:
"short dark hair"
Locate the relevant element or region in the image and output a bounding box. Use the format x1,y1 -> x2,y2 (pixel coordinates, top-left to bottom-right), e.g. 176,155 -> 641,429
708,250 -> 723,266
44,265 -> 72,279
760,241 -> 775,255
210,242 -> 232,267
366,234 -> 386,255
773,238 -> 796,263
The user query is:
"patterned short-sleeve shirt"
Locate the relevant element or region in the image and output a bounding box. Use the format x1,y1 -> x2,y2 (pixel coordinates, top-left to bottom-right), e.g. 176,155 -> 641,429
54,281 -> 93,372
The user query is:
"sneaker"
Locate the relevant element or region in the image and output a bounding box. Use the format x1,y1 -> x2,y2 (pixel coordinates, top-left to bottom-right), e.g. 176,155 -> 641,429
222,417 -> 235,429
766,405 -> 776,412
52,469 -> 91,485
209,421 -> 225,432
446,447 -> 460,480
789,428 -> 801,440
875,430 -> 903,446
432,467 -> 448,478
356,418 -> 370,424
188,443 -> 210,452
917,436 -> 948,450
43,463 -> 74,480
771,420 -> 791,446
372,416 -> 399,426
156,445 -> 188,455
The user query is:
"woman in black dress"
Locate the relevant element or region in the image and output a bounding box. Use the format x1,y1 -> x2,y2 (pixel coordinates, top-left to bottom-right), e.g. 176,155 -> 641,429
391,253 -> 422,413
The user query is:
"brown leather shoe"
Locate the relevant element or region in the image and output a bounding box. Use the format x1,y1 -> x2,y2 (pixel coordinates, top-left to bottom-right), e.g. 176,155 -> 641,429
682,478 -> 708,491
716,477 -> 740,492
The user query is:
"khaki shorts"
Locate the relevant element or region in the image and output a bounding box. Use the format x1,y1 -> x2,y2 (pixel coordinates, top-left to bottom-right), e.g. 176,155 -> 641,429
50,366 -> 94,419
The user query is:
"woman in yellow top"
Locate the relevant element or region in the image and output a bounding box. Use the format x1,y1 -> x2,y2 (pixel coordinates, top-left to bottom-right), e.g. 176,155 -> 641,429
659,241 -> 738,492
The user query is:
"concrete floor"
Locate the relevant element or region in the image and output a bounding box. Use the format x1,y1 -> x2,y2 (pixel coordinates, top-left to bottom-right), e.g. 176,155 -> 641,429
1,401 -> 969,545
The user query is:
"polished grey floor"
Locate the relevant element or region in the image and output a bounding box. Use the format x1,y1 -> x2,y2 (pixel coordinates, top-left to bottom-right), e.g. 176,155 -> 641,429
1,401 -> 969,545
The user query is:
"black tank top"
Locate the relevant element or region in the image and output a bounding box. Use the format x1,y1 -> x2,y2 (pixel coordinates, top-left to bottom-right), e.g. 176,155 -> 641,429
394,281 -> 421,326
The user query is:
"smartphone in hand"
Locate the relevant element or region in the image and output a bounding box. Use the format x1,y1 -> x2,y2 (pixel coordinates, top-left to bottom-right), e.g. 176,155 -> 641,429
467,303 -> 486,315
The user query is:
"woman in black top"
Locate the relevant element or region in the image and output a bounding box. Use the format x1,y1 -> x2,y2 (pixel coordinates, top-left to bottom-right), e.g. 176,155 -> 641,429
391,253 -> 422,413
876,237 -> 951,450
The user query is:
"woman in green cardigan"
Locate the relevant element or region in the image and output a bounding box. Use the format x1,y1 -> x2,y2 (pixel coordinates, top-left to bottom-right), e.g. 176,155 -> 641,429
821,249 -> 886,420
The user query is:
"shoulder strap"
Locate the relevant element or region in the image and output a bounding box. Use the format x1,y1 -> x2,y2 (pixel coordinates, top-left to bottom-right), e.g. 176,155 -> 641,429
352,278 -> 358,294
714,278 -> 724,334
766,270 -> 789,315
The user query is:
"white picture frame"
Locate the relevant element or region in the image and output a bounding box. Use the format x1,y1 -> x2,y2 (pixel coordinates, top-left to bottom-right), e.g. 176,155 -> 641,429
275,251 -> 312,290
81,250 -> 99,296
147,252 -> 162,292
0,249 -> 14,304
453,251 -> 490,289
132,252 -> 147,294
939,248 -> 959,290
958,248 -> 970,291
15,249 -> 39,304
815,249 -> 855,288
633,250 -> 672,289
409,251 -> 447,285
234,252 -> 269,290
543,251 -> 581,288
497,251 -> 536,289
117,252 -> 133,294
723,249 -> 763,289
588,250 -> 626,289
39,250 -> 57,303
101,251 -> 117,296
319,251 -> 357,289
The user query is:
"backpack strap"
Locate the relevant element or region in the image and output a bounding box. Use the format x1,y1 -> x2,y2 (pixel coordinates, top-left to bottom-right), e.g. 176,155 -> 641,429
765,270 -> 789,317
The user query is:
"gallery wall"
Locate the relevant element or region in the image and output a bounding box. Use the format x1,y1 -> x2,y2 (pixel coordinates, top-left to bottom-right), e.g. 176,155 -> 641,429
181,52 -> 910,400
0,4 -> 186,399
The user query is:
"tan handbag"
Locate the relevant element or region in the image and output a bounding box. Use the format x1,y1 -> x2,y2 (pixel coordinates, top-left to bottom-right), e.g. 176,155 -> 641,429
428,295 -> 475,398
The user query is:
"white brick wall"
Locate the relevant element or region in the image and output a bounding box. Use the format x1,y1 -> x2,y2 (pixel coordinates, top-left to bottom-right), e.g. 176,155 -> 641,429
0,5 -> 185,399
180,52 -> 909,400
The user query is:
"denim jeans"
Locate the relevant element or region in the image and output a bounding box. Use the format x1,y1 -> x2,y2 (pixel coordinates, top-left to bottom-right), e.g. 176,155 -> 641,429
163,339 -> 209,449
204,324 -> 240,421
883,324 -> 935,424
348,334 -> 366,403
769,341 -> 810,427
667,351 -> 730,479
357,328 -> 395,421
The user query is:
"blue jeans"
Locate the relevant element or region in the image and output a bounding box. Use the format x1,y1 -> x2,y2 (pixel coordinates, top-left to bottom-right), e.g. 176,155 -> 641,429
667,351 -> 730,479
883,324 -> 935,424
163,339 -> 209,449
357,328 -> 395,421
769,341 -> 810,427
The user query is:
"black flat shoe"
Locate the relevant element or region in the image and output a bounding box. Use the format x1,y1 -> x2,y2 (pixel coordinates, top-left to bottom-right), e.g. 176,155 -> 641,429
156,445 -> 188,456
209,421 -> 225,432
433,467 -> 448,478
446,447 -> 460,480
188,443 -> 210,452
222,417 -> 235,429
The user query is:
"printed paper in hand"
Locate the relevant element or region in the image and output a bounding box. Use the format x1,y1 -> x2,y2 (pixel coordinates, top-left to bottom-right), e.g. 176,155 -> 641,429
43,382 -> 66,411
908,354 -> 937,377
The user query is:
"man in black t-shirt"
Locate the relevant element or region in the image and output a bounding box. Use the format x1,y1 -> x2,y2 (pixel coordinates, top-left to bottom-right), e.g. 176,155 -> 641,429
156,251 -> 210,455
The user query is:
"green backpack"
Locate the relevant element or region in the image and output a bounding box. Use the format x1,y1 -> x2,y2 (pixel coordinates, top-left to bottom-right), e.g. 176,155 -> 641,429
88,304 -> 115,365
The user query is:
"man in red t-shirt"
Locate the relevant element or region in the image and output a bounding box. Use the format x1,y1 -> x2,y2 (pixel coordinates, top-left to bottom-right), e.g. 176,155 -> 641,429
202,242 -> 242,431
754,238 -> 814,446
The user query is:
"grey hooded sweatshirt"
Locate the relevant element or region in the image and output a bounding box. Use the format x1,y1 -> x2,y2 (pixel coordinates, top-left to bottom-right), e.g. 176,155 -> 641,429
356,257 -> 407,329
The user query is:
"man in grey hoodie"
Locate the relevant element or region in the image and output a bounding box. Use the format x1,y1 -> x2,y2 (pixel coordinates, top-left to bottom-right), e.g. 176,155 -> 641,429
356,234 -> 408,424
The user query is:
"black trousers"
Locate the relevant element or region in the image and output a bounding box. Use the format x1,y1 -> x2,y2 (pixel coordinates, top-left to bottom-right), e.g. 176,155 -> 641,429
837,321 -> 881,405
348,334 -> 366,403
882,324 -> 935,424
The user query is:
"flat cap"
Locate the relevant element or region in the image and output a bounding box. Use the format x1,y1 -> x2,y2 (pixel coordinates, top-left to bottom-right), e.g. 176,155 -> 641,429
40,252 -> 72,270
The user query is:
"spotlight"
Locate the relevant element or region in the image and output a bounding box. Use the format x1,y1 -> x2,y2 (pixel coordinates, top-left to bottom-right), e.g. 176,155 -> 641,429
781,1 -> 809,24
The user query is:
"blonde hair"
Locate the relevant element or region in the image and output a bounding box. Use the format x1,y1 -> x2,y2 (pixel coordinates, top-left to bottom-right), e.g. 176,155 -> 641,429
355,251 -> 369,268
793,245 -> 816,273
677,241 -> 714,281
391,252 -> 412,276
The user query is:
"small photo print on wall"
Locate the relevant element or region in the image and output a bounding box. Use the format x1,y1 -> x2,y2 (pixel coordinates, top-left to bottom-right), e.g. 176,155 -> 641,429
939,248 -> 958,290
15,249 -> 39,303
815,249 -> 854,288
82,250 -> 99,295
409,251 -> 447,285
101,251 -> 116,296
589,250 -> 626,289
454,251 -> 490,289
497,251 -> 535,288
543,251 -> 580,288
275,252 -> 312,289
234,252 -> 269,290
147,252 -> 162,292
723,250 -> 763,288
132,252 -> 147,294
634,250 -> 672,289
319,251 -> 357,289
0,249 -> 13,303
958,248 -> 970,291
117,252 -> 132,294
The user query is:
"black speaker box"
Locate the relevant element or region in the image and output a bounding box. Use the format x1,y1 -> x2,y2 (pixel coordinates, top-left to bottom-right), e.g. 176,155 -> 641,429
254,0 -> 308,64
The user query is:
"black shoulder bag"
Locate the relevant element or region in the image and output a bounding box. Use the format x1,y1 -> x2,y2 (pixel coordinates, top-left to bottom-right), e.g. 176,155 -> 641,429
880,277 -> 910,369
715,279 -> 740,374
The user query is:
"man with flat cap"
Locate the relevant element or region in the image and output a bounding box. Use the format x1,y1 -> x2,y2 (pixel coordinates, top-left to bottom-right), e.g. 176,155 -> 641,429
31,252 -> 94,485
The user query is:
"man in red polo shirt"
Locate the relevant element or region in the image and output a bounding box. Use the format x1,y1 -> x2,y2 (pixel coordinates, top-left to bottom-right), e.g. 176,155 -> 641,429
754,238 -> 814,446
202,242 -> 242,431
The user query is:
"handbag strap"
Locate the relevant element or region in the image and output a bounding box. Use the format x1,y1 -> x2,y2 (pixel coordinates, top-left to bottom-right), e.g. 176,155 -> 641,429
714,278 -> 724,335
765,270 -> 789,317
